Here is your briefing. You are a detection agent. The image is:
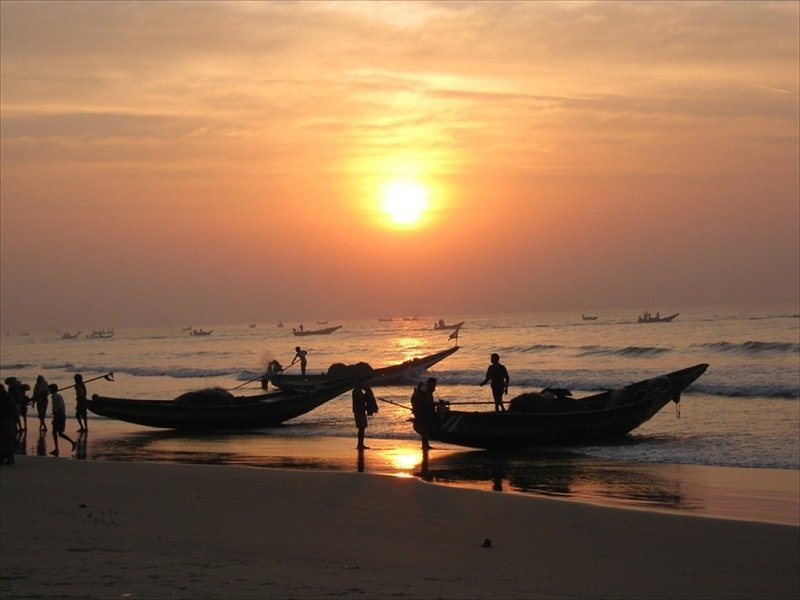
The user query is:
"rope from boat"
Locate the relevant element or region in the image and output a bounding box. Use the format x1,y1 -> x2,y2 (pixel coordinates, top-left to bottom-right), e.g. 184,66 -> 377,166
376,396 -> 413,411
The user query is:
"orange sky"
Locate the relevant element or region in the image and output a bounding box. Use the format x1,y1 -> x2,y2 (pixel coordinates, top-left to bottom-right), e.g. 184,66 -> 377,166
1,1 -> 798,330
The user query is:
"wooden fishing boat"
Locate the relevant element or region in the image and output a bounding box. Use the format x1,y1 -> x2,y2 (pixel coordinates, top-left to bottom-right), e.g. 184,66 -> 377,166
412,363 -> 708,450
638,312 -> 679,323
270,346 -> 459,392
292,325 -> 342,336
88,379 -> 354,430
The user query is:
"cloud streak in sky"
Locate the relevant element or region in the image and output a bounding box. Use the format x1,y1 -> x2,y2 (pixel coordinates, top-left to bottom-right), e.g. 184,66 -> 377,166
1,1 -> 798,330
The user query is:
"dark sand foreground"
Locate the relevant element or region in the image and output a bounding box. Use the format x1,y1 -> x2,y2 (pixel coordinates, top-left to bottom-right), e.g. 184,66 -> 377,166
2,457 -> 798,599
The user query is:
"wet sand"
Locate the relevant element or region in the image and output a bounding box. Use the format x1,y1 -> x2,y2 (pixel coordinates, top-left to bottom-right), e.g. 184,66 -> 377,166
12,424 -> 800,526
1,456 -> 798,599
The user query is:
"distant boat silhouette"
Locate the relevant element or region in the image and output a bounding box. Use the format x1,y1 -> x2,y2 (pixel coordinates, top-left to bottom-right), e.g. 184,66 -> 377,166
434,319 -> 465,331
292,325 -> 342,336
582,314 -> 598,321
638,312 -> 679,323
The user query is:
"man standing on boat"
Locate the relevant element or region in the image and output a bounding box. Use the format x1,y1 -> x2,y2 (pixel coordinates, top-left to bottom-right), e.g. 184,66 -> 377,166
291,346 -> 308,376
480,353 -> 510,412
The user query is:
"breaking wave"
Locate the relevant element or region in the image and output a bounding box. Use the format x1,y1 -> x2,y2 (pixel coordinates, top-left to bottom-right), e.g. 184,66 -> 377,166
575,346 -> 670,357
694,341 -> 800,355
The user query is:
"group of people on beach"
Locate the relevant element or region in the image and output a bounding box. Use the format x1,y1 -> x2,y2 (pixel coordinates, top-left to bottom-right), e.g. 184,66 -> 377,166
0,373 -> 91,464
353,353 -> 510,451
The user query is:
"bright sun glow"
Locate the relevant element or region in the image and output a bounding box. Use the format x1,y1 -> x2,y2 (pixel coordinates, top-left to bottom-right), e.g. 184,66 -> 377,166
381,181 -> 428,226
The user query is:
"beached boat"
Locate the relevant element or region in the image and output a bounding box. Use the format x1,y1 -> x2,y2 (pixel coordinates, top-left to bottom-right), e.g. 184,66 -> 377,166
638,312 -> 679,323
411,363 -> 708,450
88,379 -> 354,430
433,320 -> 465,330
269,346 -> 460,392
292,325 -> 342,336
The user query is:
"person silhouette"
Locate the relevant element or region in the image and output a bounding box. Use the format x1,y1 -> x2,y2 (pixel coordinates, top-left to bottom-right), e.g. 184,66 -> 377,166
352,378 -> 369,450
411,377 -> 438,450
48,384 -> 76,456
73,374 -> 89,433
291,346 -> 308,376
32,375 -> 49,432
480,353 -> 510,412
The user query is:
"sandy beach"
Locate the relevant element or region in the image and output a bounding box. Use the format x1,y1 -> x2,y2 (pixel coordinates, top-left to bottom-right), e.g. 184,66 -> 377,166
1,457 -> 797,599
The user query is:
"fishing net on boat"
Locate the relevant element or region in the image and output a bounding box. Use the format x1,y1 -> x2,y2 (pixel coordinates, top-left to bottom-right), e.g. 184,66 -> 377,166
326,362 -> 374,378
508,389 -> 590,413
173,387 -> 237,406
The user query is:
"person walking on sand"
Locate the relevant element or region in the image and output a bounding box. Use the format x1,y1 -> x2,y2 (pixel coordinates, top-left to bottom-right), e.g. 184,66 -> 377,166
291,346 -> 308,376
352,378 -> 369,450
480,353 -> 510,412
74,374 -> 89,433
48,384 -> 76,456
33,375 -> 49,432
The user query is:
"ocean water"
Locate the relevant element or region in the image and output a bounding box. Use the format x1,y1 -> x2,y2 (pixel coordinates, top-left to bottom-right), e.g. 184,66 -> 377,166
2,303 -> 798,474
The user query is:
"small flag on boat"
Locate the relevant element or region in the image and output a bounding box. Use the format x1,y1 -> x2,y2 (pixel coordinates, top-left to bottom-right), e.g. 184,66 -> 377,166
448,326 -> 461,342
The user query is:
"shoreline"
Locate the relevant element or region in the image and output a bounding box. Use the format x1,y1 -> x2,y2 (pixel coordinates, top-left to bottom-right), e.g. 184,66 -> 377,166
8,426 -> 800,526
2,456 -> 798,599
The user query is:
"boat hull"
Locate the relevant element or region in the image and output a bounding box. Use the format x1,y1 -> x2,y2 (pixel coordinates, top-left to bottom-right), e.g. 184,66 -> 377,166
638,312 -> 679,323
270,346 -> 459,392
414,364 -> 708,450
434,321 -> 465,330
88,380 -> 353,430
292,325 -> 342,336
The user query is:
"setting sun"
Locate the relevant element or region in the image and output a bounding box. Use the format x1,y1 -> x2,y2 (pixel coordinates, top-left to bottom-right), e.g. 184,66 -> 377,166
381,181 -> 428,226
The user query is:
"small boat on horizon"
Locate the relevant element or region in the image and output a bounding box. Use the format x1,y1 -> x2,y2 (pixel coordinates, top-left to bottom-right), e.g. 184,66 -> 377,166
638,312 -> 679,323
292,325 -> 342,336
60,331 -> 81,339
190,328 -> 212,336
87,329 -> 114,339
433,319 -> 465,330
411,364 -> 708,450
581,314 -> 598,321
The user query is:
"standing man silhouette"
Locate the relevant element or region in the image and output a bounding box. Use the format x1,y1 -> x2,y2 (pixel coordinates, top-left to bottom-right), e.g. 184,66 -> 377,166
291,346 -> 308,376
480,353 -> 510,412
74,374 -> 89,433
